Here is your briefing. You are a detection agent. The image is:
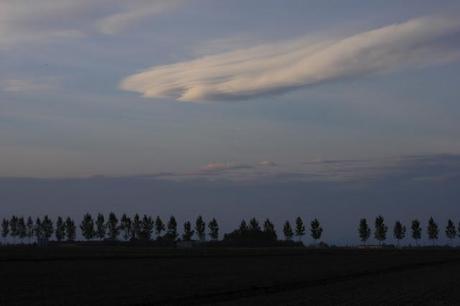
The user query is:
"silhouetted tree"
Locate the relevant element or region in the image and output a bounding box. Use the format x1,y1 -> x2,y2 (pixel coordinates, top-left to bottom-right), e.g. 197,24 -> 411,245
10,216 -> 18,241
34,218 -> 43,241
42,216 -> 54,240
166,216 -> 178,241
393,221 -> 406,247
80,213 -> 95,241
295,217 -> 306,241
358,218 -> 371,244
239,220 -> 248,233
374,216 -> 387,245
427,217 -> 439,246
263,219 -> 277,240
120,214 -> 132,241
65,217 -> 76,242
26,217 -> 34,242
182,221 -> 194,241
107,212 -> 120,240
195,216 -> 206,241
208,218 -> 219,241
95,213 -> 106,240
445,219 -> 457,245
1,219 -> 9,241
141,215 -> 154,240
132,214 -> 142,240
17,217 -> 26,241
154,216 -> 165,239
55,217 -> 66,242
310,218 -> 323,243
283,221 -> 294,241
411,219 -> 422,246
249,218 -> 261,232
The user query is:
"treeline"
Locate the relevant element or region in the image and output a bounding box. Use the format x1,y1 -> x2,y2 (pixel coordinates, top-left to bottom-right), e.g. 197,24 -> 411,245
0,214 -> 321,244
359,216 -> 460,245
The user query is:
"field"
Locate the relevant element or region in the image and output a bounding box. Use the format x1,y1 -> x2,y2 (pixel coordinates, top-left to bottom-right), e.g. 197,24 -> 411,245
1,246 -> 460,305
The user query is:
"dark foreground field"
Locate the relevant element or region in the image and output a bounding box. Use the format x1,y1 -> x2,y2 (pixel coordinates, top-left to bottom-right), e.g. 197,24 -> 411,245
1,246 -> 460,305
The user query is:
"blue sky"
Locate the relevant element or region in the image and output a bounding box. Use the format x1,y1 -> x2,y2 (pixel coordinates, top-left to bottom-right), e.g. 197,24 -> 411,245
1,0 -> 460,177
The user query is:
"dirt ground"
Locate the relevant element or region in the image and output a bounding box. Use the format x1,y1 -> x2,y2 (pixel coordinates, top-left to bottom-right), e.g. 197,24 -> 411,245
0,246 -> 459,305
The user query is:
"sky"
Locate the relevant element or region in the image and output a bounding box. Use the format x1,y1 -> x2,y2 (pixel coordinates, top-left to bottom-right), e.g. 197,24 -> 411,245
1,1 -> 460,243
1,0 -> 460,178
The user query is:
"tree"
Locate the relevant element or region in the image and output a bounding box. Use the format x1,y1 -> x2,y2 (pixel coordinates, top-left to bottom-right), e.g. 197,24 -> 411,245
95,213 -> 106,240
411,219 -> 422,246
154,216 -> 165,239
1,219 -> 9,241
17,217 -> 26,241
393,221 -> 406,247
141,215 -> 154,240
26,217 -> 34,242
106,212 -> 120,240
310,218 -> 323,243
195,216 -> 206,241
55,217 -> 66,242
10,216 -> 18,241
358,218 -> 371,244
208,218 -> 219,241
80,213 -> 95,241
34,218 -> 43,241
65,217 -> 76,242
427,217 -> 439,246
374,216 -> 388,245
263,219 -> 277,240
132,214 -> 142,240
283,221 -> 294,241
120,214 -> 132,241
182,221 -> 194,241
166,216 -> 178,241
445,219 -> 457,245
239,220 -> 248,233
42,216 -> 54,240
249,218 -> 261,232
295,217 -> 306,241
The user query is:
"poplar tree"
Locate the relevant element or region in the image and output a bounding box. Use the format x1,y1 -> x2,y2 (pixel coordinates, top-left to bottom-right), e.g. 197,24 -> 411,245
1,219 -> 9,241
42,216 -> 54,240
17,217 -> 26,241
55,217 -> 66,242
167,216 -> 178,241
95,213 -> 106,240
295,217 -> 306,241
445,219 -> 456,244
263,219 -> 277,240
239,220 -> 248,233
132,214 -> 142,240
65,217 -> 76,242
427,217 -> 439,246
80,213 -> 95,241
154,216 -> 165,239
182,221 -> 194,241
358,218 -> 371,244
393,221 -> 406,247
26,217 -> 34,242
310,218 -> 323,242
120,214 -> 132,241
283,221 -> 294,241
411,219 -> 422,246
10,216 -> 18,241
106,212 -> 120,240
374,216 -> 388,245
195,216 -> 206,241
249,218 -> 261,232
141,215 -> 154,240
208,218 -> 219,241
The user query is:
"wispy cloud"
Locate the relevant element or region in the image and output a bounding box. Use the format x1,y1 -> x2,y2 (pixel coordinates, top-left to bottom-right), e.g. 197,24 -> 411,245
1,78 -> 59,93
121,15 -> 460,102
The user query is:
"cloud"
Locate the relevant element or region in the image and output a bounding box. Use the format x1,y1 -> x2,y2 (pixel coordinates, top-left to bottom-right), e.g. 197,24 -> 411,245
258,160 -> 277,167
202,162 -> 253,172
1,78 -> 58,93
121,15 -> 460,102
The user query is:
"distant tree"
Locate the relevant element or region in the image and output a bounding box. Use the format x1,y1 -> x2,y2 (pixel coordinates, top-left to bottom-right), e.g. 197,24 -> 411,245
295,217 -> 306,241
106,212 -> 120,240
411,219 -> 422,246
65,217 -> 76,242
393,221 -> 406,247
208,218 -> 219,241
195,216 -> 206,241
55,217 -> 66,242
166,216 -> 178,241
119,214 -> 132,241
239,220 -> 248,233
26,217 -> 34,242
283,221 -> 294,241
358,218 -> 371,244
263,219 -> 277,239
80,214 -> 95,241
182,221 -> 194,241
10,216 -> 18,241
141,215 -> 154,240
249,218 -> 261,232
42,216 -> 54,240
132,214 -> 142,240
34,218 -> 43,240
374,216 -> 388,245
154,216 -> 165,239
95,213 -> 106,240
17,217 -> 26,241
1,219 -> 9,241
427,217 -> 439,246
445,219 -> 457,245
310,218 -> 323,243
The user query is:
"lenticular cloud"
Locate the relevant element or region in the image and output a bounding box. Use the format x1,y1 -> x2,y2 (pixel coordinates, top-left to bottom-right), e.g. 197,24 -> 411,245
120,16 -> 460,102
